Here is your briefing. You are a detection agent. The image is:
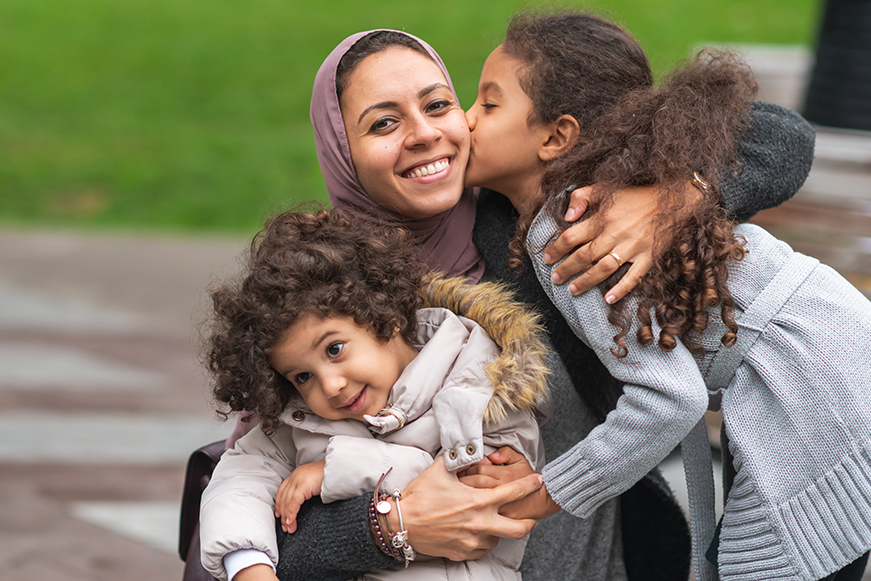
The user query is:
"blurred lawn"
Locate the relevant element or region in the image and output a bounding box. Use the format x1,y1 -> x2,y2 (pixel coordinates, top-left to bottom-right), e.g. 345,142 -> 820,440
0,0 -> 818,233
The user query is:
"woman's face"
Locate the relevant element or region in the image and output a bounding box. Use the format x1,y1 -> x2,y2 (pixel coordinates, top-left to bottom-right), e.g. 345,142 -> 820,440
340,47 -> 470,219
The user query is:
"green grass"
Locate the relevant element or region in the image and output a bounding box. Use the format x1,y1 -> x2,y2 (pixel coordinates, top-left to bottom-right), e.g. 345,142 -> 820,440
0,0 -> 819,233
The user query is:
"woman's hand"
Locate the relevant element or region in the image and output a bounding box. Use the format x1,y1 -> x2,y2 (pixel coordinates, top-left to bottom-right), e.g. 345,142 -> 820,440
388,455 -> 544,561
460,447 -> 560,520
543,184 -> 664,304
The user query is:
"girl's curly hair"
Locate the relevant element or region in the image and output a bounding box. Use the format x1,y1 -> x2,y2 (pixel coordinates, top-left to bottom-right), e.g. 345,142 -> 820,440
510,12 -> 757,357
204,208 -> 428,434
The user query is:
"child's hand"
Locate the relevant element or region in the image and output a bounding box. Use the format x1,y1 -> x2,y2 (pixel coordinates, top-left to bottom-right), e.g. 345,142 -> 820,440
275,461 -> 325,534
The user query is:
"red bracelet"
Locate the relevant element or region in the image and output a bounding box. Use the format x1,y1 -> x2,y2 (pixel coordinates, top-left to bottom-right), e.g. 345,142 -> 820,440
369,496 -> 401,560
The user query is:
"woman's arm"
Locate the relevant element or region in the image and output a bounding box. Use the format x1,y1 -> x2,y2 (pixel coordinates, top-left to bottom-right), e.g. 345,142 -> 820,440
544,102 -> 815,301
720,101 -> 815,221
275,462 -> 543,581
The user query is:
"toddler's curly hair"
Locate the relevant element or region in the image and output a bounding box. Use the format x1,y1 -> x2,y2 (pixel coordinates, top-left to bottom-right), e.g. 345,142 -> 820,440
204,208 -> 427,434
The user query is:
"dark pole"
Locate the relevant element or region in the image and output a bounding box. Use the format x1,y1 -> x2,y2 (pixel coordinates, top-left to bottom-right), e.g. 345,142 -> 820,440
803,0 -> 871,131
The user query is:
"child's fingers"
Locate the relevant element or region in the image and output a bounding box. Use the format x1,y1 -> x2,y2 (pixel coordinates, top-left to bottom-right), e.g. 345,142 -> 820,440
458,471 -> 500,488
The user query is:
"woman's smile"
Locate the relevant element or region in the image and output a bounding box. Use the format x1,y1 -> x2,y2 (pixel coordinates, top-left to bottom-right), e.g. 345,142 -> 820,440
401,157 -> 452,180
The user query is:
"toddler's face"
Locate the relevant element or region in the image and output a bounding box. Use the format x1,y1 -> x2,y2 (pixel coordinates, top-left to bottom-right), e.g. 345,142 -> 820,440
464,45 -> 551,208
269,314 -> 417,422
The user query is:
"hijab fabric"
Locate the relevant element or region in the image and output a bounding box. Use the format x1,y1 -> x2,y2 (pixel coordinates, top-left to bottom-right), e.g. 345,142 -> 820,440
310,29 -> 484,281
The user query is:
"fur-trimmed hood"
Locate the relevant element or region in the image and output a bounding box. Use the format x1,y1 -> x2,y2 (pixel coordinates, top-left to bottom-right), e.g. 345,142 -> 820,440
420,274 -> 550,425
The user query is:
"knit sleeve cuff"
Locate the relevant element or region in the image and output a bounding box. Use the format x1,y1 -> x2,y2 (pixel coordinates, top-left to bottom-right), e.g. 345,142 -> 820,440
542,449 -> 617,518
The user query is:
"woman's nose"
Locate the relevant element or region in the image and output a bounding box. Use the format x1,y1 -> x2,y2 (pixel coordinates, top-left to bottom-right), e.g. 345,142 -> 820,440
405,114 -> 440,148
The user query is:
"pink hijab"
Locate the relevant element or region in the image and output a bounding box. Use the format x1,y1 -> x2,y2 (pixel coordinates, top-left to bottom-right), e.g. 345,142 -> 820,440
310,29 -> 484,281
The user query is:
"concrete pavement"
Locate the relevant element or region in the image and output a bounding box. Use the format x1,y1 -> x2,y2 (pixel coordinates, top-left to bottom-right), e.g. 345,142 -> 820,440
0,229 -> 245,580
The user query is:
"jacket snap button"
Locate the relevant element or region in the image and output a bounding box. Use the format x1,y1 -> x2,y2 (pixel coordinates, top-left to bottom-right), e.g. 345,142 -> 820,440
292,410 -> 306,422
466,444 -> 476,455
448,449 -> 458,460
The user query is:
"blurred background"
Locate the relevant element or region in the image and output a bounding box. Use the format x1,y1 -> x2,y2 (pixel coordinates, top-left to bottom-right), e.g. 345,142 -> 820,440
1,1 -> 869,580
0,0 -> 821,232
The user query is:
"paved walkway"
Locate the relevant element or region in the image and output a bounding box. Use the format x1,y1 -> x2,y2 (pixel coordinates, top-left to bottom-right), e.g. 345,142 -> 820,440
0,230 -> 245,580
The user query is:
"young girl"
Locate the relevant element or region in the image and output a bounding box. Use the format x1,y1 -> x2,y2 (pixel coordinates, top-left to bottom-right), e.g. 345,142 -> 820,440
198,208 -> 549,581
463,11 -> 871,581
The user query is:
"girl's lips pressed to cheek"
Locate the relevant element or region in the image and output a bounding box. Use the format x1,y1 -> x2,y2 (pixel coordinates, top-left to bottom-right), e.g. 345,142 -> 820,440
401,157 -> 451,180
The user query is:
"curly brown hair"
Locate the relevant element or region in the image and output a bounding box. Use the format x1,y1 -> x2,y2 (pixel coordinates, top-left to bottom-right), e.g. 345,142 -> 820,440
204,208 -> 428,434
509,11 -> 757,357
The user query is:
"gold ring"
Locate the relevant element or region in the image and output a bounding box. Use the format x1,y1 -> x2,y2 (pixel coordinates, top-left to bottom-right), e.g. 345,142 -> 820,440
691,171 -> 711,194
608,252 -> 623,267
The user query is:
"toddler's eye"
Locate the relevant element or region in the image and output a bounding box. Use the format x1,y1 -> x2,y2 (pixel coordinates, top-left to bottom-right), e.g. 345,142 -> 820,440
327,342 -> 344,358
481,103 -> 496,110
294,372 -> 312,385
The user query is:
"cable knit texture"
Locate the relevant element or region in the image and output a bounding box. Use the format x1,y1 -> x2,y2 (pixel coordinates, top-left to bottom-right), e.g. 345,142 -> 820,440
527,210 -> 871,581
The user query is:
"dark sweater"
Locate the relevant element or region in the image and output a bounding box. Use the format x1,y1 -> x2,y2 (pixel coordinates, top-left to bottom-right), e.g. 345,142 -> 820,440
275,102 -> 815,581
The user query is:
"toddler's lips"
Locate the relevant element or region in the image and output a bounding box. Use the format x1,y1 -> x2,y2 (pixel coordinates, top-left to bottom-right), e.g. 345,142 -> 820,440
340,388 -> 367,413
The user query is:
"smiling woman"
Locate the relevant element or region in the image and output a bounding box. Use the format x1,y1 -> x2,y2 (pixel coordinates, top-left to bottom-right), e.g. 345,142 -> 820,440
338,46 -> 470,219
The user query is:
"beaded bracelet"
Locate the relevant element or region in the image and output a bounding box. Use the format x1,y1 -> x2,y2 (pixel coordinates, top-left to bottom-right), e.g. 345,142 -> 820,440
369,496 -> 401,560
369,468 -> 404,562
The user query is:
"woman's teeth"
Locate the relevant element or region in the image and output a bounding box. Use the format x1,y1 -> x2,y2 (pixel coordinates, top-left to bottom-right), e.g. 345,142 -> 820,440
404,159 -> 449,179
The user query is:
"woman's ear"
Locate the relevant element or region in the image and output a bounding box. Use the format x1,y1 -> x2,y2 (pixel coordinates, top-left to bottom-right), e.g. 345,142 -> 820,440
539,115 -> 580,161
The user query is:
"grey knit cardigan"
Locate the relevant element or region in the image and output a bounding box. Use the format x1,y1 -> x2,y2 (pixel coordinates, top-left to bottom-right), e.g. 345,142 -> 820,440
528,217 -> 871,581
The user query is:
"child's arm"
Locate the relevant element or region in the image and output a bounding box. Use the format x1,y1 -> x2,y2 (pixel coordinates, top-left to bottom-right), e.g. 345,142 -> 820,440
200,423 -> 296,581
275,461 -> 325,533
528,212 -> 710,518
320,437 -> 435,501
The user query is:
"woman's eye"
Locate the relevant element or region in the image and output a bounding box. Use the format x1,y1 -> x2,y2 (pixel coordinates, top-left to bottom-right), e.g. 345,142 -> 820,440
481,102 -> 496,110
327,342 -> 344,358
426,99 -> 450,114
370,118 -> 396,132
294,372 -> 312,385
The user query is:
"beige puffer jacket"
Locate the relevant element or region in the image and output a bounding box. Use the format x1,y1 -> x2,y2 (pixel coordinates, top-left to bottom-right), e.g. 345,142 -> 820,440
200,277 -> 551,580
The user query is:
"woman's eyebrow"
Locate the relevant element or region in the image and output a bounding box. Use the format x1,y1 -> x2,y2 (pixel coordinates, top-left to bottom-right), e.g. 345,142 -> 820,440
418,82 -> 450,98
358,101 -> 398,124
357,83 -> 451,124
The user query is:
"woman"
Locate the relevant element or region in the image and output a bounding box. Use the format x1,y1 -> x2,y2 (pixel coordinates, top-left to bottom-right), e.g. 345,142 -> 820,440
205,27 -> 814,581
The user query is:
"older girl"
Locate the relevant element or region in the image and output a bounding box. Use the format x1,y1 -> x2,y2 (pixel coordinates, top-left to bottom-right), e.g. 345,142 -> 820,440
462,11 -> 869,581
